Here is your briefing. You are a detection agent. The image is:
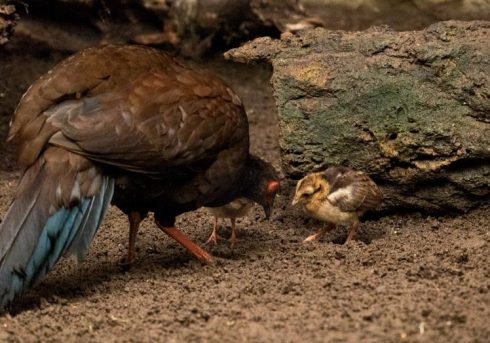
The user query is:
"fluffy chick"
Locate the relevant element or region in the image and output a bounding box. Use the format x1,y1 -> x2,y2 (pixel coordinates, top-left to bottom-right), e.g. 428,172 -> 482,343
205,198 -> 254,247
292,166 -> 382,243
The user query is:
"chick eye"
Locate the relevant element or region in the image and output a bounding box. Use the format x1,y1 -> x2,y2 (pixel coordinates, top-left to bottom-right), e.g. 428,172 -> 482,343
302,185 -> 321,197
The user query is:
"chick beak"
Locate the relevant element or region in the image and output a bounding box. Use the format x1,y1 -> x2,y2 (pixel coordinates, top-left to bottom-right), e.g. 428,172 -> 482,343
292,197 -> 299,206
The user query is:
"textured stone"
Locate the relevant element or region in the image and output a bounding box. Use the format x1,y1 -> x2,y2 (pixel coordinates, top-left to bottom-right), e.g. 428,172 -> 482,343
226,21 -> 490,213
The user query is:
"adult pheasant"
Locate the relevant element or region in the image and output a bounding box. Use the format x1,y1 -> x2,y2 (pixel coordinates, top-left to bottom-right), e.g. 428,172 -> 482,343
0,45 -> 279,309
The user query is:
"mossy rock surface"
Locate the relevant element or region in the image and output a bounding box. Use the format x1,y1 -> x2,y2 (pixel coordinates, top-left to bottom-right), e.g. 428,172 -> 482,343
226,21 -> 490,212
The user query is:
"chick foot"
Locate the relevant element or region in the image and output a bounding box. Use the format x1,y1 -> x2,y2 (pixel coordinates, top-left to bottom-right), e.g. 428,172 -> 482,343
206,217 -> 221,245
228,218 -> 241,248
303,230 -> 326,242
345,222 -> 359,243
205,231 -> 222,245
303,224 -> 335,243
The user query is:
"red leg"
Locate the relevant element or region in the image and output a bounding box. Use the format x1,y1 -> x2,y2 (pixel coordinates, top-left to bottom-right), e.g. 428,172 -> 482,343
205,216 -> 220,245
125,212 -> 143,265
156,221 -> 212,262
303,223 -> 335,243
345,221 -> 359,243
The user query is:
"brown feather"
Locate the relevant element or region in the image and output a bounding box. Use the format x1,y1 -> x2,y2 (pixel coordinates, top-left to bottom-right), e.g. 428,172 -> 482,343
325,168 -> 382,213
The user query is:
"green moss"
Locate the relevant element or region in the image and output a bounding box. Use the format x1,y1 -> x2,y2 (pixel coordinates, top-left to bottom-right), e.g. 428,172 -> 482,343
279,75 -> 476,167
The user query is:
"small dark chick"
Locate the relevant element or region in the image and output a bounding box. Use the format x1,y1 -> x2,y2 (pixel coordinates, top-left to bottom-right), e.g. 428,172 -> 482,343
205,198 -> 254,247
205,158 -> 279,247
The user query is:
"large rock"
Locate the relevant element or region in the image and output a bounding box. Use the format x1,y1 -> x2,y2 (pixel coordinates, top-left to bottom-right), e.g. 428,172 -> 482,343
226,21 -> 490,213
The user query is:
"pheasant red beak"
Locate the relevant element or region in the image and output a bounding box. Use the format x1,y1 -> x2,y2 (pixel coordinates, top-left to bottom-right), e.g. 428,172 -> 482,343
267,180 -> 279,194
262,180 -> 279,220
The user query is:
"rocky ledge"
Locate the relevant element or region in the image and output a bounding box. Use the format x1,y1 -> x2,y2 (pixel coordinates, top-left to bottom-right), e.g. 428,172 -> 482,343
226,21 -> 490,213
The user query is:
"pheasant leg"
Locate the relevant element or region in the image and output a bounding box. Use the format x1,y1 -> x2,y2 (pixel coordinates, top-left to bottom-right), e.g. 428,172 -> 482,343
345,222 -> 359,243
156,222 -> 213,262
124,211 -> 144,265
303,223 -> 335,243
205,217 -> 221,245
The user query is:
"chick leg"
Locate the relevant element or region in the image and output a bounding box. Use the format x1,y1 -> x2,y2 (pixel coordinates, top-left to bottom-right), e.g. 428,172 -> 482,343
345,221 -> 359,243
156,222 -> 213,262
303,223 -> 335,243
205,217 -> 221,245
228,218 -> 239,248
124,211 -> 144,265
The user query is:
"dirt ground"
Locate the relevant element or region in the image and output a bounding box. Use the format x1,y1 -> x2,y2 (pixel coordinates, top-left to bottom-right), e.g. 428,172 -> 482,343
0,44 -> 489,343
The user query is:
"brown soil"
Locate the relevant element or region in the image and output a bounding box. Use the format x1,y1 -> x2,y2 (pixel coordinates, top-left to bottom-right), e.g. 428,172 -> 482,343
0,44 -> 489,343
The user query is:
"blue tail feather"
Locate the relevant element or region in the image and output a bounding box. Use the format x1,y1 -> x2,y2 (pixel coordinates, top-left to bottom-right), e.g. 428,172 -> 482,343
0,174 -> 115,309
65,177 -> 115,261
26,208 -> 72,281
49,202 -> 89,267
